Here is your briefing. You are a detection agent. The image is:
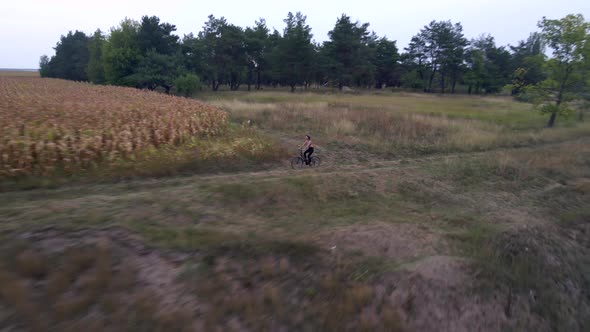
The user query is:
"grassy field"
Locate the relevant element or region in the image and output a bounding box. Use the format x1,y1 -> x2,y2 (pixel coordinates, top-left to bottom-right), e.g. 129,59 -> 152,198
0,70 -> 39,77
1,83 -> 589,331
205,91 -> 590,159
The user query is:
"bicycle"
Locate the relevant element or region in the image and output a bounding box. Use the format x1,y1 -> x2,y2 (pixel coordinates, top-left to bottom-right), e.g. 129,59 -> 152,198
291,149 -> 321,169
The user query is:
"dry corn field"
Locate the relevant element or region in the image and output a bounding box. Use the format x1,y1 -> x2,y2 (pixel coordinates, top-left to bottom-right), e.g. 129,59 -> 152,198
0,78 -> 227,178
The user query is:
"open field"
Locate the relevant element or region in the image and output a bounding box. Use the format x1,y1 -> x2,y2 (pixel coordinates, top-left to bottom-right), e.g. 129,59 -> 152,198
1,81 -> 589,331
0,70 -> 39,77
205,91 -> 590,160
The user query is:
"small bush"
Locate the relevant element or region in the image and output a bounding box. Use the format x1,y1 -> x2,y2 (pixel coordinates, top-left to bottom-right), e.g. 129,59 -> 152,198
174,73 -> 201,97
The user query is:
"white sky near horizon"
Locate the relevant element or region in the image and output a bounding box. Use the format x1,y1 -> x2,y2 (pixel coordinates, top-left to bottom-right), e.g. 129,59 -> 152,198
1,0 -> 589,68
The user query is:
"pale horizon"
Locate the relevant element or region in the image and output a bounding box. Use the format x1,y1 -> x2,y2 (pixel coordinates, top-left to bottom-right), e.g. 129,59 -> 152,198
1,0 -> 589,69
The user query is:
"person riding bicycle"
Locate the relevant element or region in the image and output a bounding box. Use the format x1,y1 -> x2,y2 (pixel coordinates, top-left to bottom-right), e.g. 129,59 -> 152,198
300,135 -> 314,165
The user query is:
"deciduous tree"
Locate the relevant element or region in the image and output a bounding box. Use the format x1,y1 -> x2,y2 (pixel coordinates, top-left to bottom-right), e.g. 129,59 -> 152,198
87,29 -> 106,84
525,14 -> 590,127
102,18 -> 141,85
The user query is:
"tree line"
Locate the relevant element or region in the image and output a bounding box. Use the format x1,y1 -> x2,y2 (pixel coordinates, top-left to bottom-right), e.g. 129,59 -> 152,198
40,13 -> 589,126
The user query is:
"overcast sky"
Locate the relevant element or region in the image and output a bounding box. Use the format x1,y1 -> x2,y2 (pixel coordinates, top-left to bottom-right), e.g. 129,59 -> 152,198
1,0 -> 589,68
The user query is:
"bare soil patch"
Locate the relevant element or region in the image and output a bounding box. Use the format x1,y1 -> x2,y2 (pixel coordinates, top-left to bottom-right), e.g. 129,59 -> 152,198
317,221 -> 442,262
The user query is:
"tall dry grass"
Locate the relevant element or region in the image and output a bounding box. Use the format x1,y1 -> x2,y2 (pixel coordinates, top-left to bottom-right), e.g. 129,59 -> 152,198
493,140 -> 590,180
212,97 -> 590,156
212,99 -> 505,153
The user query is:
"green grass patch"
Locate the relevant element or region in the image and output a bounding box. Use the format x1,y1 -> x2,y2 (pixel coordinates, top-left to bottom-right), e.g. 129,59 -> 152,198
203,91 -> 546,127
205,174 -> 410,230
127,221 -> 319,262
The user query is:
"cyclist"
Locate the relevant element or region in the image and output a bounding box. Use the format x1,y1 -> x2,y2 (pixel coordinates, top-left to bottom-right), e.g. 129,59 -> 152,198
300,135 -> 314,165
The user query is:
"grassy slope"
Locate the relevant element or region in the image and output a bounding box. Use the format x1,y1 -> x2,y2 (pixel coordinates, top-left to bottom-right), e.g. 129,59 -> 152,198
1,91 -> 589,331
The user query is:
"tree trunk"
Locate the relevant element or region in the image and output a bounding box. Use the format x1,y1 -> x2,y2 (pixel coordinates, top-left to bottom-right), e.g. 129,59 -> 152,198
548,64 -> 573,128
451,72 -> 457,94
290,84 -> 295,93
247,67 -> 253,92
546,112 -> 557,128
468,85 -> 472,95
428,68 -> 437,93
256,69 -> 261,90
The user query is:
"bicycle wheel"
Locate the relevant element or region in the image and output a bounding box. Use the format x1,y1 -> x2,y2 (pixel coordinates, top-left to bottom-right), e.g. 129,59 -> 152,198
291,157 -> 305,169
309,156 -> 321,167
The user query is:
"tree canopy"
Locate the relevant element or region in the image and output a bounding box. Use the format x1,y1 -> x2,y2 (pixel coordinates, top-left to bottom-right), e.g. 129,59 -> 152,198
39,12 -> 589,111
525,14 -> 590,127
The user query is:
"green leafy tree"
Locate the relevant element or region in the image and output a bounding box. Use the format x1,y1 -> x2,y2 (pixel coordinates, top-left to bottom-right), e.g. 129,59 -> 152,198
39,55 -> 50,77
128,16 -> 187,92
324,14 -> 373,90
312,43 -> 331,88
127,50 -> 184,93
87,29 -> 106,84
402,36 -> 428,90
198,15 -> 225,91
442,24 -> 468,93
465,35 -> 512,94
137,16 -> 179,56
355,32 -> 378,88
525,14 -> 590,127
245,19 -> 270,91
406,20 -> 467,93
372,37 -> 399,88
181,33 -> 205,77
223,24 -> 247,91
198,15 -> 247,91
266,29 -> 284,86
276,12 -> 315,92
509,33 -> 546,94
102,18 -> 141,85
582,32 -> 590,112
464,46 -> 485,94
174,73 -> 201,97
45,31 -> 90,81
